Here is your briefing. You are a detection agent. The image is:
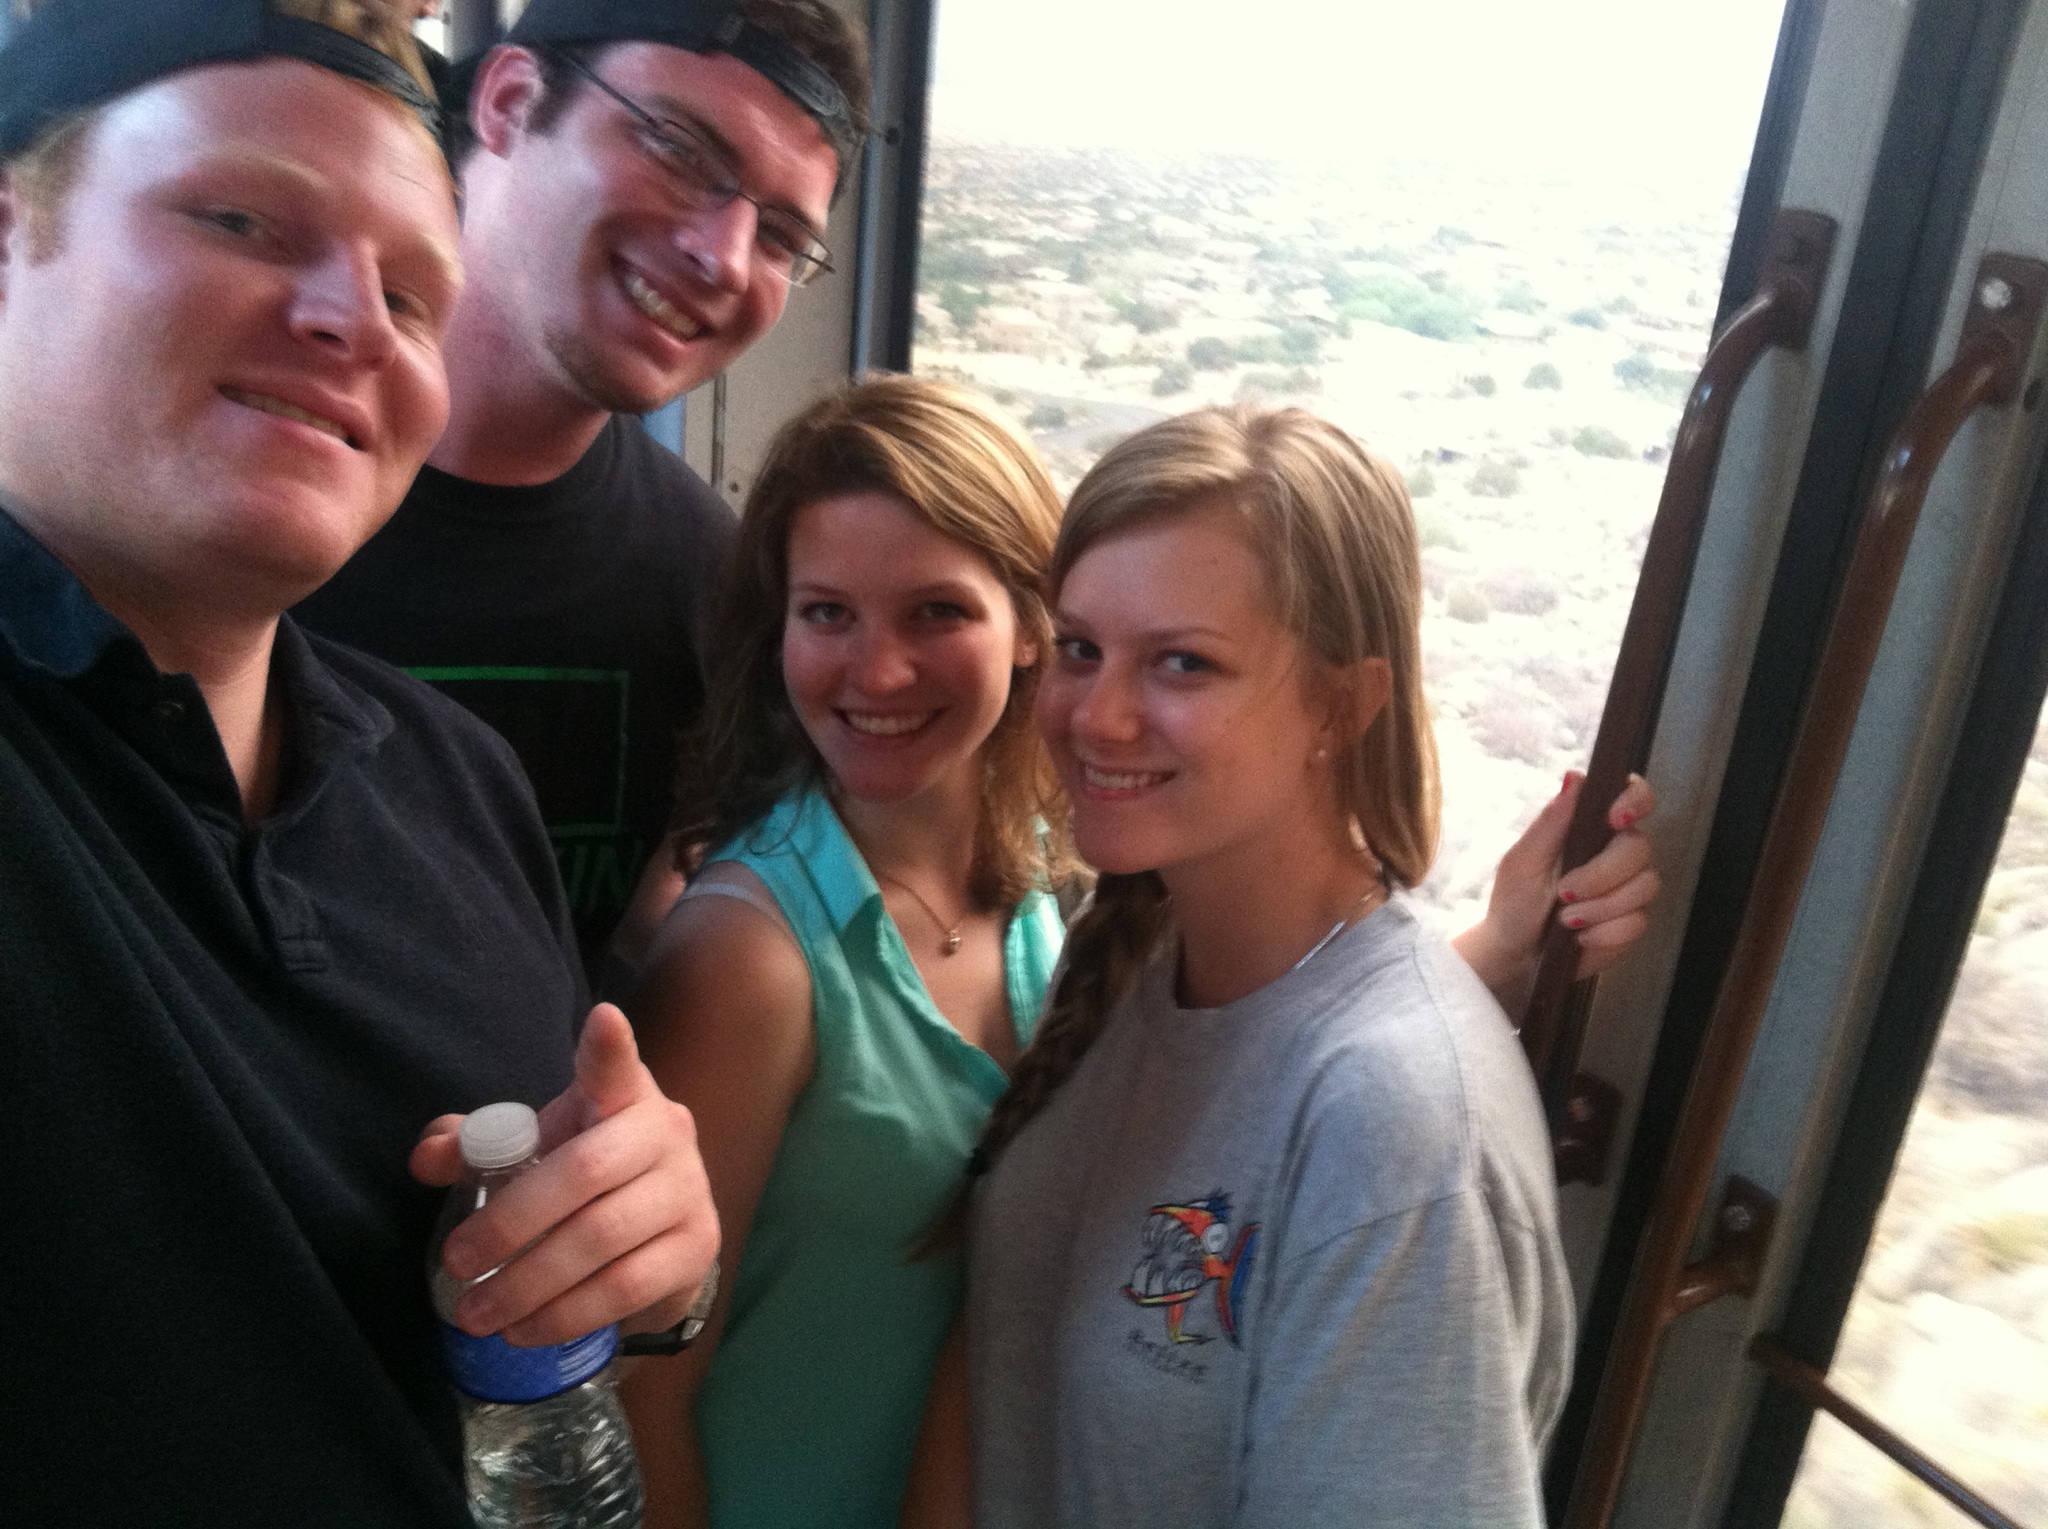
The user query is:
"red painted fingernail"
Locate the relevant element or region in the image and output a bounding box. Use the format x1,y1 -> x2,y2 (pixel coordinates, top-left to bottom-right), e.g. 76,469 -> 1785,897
1559,889 -> 1578,904
1565,915 -> 1586,930
1616,811 -> 1637,828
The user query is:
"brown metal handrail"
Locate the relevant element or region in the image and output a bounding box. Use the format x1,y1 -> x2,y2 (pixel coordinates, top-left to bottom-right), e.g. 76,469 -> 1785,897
1520,210 -> 1836,1132
1749,1334 -> 2034,1529
1561,253 -> 2048,1529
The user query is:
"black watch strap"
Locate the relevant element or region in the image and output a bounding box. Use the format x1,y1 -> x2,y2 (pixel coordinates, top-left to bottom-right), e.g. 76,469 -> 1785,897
620,1256 -> 719,1357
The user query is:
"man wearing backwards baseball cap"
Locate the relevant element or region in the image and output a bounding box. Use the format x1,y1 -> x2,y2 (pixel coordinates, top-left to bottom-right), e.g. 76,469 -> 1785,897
0,3 -> 715,1522
298,0 -> 868,974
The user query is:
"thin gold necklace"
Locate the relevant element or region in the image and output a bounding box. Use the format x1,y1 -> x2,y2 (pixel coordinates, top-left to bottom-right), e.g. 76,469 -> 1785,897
873,868 -> 965,956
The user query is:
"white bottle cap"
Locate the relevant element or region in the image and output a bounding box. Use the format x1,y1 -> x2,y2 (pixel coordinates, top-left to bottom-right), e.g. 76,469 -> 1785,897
459,1101 -> 540,1170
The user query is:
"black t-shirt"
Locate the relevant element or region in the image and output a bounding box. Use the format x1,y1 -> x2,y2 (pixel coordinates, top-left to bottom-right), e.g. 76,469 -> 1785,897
298,417 -> 737,969
0,506 -> 584,1526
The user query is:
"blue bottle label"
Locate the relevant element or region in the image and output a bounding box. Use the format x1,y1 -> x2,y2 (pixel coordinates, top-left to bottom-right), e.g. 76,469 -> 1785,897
438,1321 -> 619,1402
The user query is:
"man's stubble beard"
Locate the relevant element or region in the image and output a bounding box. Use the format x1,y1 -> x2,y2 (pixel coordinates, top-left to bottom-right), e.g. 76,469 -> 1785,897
542,318 -> 683,419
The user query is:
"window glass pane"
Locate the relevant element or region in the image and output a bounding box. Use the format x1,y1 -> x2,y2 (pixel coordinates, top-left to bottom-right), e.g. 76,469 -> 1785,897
914,0 -> 1785,926
1782,1412 -> 2003,1529
1783,715 -> 2048,1526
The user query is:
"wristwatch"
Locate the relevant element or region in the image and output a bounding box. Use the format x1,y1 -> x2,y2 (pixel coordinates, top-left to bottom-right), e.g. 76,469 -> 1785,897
620,1257 -> 719,1356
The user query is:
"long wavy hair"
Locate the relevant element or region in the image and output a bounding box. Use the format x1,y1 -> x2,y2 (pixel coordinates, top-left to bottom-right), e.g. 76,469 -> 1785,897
671,375 -> 1074,908
971,405 -> 1439,1173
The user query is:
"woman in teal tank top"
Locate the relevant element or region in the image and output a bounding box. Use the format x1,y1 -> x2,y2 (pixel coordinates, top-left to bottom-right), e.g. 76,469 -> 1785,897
620,378 -> 1076,1529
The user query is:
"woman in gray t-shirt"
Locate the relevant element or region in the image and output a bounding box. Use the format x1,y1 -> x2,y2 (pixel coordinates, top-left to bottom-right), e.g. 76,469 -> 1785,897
957,406 -> 1579,1528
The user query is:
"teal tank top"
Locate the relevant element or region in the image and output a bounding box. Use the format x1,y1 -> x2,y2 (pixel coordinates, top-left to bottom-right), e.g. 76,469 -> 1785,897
693,788 -> 1063,1528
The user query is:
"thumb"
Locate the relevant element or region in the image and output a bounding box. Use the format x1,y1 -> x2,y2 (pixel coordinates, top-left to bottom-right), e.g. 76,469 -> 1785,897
573,1001 -> 652,1121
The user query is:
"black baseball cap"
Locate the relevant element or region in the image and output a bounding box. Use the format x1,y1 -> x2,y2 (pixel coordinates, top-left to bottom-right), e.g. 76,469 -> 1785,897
463,0 -> 858,164
0,0 -> 440,160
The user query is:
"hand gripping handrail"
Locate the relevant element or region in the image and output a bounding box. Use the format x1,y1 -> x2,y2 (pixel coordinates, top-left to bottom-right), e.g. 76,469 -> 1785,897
1520,210 -> 1837,1151
1561,252 -> 2048,1529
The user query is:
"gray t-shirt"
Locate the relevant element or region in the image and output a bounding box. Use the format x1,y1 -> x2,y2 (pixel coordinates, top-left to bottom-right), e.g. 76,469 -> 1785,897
968,894 -> 1571,1528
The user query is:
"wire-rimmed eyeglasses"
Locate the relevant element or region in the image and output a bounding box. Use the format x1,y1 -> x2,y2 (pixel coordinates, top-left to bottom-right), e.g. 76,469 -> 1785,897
555,50 -> 834,288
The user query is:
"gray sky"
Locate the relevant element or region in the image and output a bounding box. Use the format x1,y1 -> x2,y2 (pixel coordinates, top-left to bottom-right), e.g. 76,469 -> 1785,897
930,0 -> 1787,182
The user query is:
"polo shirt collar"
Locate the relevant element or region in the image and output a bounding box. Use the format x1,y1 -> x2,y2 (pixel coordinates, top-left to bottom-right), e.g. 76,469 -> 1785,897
772,784 -> 885,934
270,616 -> 395,819
0,497 -> 133,680
0,497 -> 393,818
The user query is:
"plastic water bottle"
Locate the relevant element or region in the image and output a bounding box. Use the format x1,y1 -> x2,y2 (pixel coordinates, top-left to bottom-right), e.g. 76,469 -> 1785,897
430,1102 -> 644,1529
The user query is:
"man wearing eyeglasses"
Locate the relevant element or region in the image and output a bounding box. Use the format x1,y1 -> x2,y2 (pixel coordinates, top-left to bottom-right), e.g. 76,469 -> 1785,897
298,0 -> 867,975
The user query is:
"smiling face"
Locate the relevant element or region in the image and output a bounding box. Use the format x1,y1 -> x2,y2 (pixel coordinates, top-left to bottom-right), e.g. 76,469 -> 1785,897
460,41 -> 838,418
1037,506 -> 1350,890
782,490 -> 1033,809
0,58 -> 459,619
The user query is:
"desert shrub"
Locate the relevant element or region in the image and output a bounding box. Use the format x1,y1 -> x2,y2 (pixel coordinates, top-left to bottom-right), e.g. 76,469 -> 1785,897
1566,307 -> 1607,330
1926,951 -> 2048,1112
1469,459 -> 1521,497
919,239 -> 997,285
1231,325 -> 1325,366
1573,425 -> 1633,459
1967,1211 -> 2048,1274
1406,464 -> 1437,499
1110,295 -> 1176,334
1471,690 -> 1557,764
1485,570 -> 1560,616
1238,368 -> 1319,398
1279,324 -> 1322,363
1525,361 -> 1564,390
1025,402 -> 1069,430
1152,361 -> 1193,397
1514,653 -> 1606,745
1612,352 -> 1655,389
1497,281 -> 1544,314
1465,373 -> 1497,397
938,281 -> 991,331
1446,581 -> 1491,623
1326,267 -> 1477,341
1415,506 -> 1461,551
1186,336 -> 1234,371
1614,351 -> 1695,403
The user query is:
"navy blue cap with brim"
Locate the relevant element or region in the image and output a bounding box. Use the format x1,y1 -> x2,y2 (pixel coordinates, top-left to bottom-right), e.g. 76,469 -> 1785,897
0,0 -> 441,160
451,0 -> 857,162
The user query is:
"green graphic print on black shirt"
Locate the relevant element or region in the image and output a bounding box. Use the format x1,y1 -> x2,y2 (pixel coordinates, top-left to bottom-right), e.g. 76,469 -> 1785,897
299,416 -> 736,971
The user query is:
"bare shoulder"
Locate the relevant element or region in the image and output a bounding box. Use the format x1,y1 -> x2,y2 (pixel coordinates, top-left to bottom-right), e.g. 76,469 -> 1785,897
632,862 -> 814,1064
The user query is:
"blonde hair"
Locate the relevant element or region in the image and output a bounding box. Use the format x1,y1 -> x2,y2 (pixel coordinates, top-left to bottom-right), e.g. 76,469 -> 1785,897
6,106 -> 93,260
972,405 -> 1439,1175
672,375 -> 1075,908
